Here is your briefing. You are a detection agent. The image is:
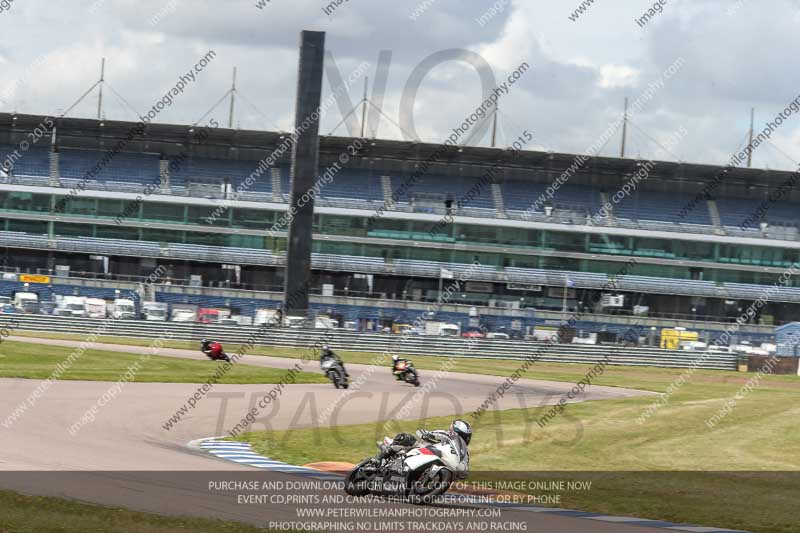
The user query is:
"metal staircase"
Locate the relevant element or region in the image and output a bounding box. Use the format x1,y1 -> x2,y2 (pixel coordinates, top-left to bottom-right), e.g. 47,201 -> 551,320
599,192 -> 616,225
380,175 -> 394,207
707,200 -> 725,234
271,168 -> 282,202
48,150 -> 60,186
491,183 -> 507,218
158,159 -> 171,192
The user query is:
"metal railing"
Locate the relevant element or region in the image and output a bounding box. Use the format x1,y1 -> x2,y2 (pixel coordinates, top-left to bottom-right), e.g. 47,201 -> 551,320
0,314 -> 739,371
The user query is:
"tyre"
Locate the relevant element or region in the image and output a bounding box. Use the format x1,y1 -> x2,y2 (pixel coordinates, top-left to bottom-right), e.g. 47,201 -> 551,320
344,461 -> 374,497
405,370 -> 420,386
407,466 -> 452,504
328,370 -> 341,389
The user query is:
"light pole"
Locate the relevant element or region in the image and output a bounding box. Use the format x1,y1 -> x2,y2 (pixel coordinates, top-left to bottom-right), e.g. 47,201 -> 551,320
562,275 -> 573,314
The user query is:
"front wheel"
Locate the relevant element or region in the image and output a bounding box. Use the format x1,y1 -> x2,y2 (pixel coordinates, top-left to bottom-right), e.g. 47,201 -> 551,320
344,460 -> 376,496
407,466 -> 452,504
327,370 -> 341,389
405,369 -> 420,386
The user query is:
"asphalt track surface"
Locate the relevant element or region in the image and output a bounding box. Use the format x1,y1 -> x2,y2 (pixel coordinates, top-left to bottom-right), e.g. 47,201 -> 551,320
0,336 -> 673,532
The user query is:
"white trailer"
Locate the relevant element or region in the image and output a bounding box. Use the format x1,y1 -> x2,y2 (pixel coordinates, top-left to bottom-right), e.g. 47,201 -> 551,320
171,304 -> 197,322
254,308 -> 281,326
85,298 -> 107,319
142,301 -> 169,321
13,291 -> 38,312
109,298 -> 136,320
56,296 -> 86,318
424,321 -> 461,336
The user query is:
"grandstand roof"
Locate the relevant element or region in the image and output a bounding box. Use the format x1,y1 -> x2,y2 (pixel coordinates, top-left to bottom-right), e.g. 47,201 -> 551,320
0,112 -> 794,188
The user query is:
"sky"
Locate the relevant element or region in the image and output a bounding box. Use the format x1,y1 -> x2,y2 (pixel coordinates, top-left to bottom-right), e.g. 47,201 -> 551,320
1,0 -> 799,170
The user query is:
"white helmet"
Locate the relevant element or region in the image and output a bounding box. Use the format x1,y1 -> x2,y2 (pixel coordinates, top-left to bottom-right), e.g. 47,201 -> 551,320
450,419 -> 472,445
392,354 -> 399,362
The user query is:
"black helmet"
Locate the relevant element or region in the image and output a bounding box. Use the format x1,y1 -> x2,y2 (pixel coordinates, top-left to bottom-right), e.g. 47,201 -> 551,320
450,419 -> 472,445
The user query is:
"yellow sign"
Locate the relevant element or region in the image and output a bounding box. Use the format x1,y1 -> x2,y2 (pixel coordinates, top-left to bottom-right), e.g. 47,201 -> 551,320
660,328 -> 698,350
19,274 -> 50,284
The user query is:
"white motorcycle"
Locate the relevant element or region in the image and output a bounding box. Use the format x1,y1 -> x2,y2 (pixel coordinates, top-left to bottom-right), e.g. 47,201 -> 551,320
321,357 -> 349,389
344,433 -> 465,503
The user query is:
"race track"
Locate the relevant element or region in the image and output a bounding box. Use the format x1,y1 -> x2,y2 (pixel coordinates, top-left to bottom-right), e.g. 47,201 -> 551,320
0,336 -> 686,532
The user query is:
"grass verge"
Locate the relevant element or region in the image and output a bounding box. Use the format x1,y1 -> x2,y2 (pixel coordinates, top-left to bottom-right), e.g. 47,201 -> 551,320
0,340 -> 327,384
232,366 -> 799,533
9,330 -> 799,390
0,489 -> 284,532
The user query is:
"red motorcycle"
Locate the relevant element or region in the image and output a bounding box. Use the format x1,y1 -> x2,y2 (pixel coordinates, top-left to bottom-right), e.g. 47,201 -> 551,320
201,339 -> 231,362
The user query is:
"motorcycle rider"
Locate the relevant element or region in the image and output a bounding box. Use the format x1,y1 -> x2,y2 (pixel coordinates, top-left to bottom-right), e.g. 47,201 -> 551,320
320,344 -> 349,377
200,338 -> 226,360
391,354 -> 411,380
372,419 -> 472,479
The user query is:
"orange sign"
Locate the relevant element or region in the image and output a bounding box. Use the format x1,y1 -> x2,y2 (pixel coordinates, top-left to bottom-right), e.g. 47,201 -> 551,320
19,274 -> 50,284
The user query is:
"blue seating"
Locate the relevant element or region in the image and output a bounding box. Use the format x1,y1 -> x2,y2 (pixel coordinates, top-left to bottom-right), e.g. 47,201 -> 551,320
59,149 -> 159,184
613,190 -> 711,225
0,144 -> 50,177
502,181 -> 599,213
3,138 -> 797,235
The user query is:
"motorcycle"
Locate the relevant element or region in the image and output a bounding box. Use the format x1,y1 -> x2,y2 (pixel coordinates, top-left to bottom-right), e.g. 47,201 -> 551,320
344,434 -> 464,504
395,360 -> 420,386
321,358 -> 349,389
203,350 -> 231,362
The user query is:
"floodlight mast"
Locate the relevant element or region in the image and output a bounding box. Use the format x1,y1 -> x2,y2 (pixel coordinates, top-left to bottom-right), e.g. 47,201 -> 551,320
283,30 -> 326,318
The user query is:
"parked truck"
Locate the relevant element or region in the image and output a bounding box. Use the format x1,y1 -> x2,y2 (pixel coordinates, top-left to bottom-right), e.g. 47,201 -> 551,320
254,308 -> 282,326
424,321 -> 461,336
0,295 -> 13,314
109,298 -> 137,320
171,304 -> 198,322
197,308 -> 231,324
56,296 -> 86,318
84,298 -> 107,319
142,301 -> 169,321
315,315 -> 339,329
13,291 -> 39,313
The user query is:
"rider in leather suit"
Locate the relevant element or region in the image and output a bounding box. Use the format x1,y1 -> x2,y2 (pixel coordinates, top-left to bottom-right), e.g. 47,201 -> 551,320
320,345 -> 349,377
373,420 -> 472,479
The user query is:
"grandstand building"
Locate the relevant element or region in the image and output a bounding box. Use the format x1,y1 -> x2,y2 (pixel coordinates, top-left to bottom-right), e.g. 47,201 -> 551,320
0,112 -> 798,334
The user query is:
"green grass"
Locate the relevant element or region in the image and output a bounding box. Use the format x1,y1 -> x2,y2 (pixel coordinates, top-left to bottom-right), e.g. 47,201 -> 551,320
6,331 -> 800,531
0,489 -> 284,532
232,364 -> 799,533
0,340 -> 327,384
12,329 -> 800,390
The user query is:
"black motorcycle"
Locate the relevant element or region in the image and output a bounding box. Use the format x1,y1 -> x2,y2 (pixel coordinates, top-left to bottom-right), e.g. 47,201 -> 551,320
395,360 -> 420,386
321,358 -> 349,389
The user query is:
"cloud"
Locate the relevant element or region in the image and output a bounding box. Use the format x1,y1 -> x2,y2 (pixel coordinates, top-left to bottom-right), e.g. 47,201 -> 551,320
0,0 -> 796,170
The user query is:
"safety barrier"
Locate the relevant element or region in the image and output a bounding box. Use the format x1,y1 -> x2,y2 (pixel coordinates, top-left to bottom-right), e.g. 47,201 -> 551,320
0,314 -> 739,371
